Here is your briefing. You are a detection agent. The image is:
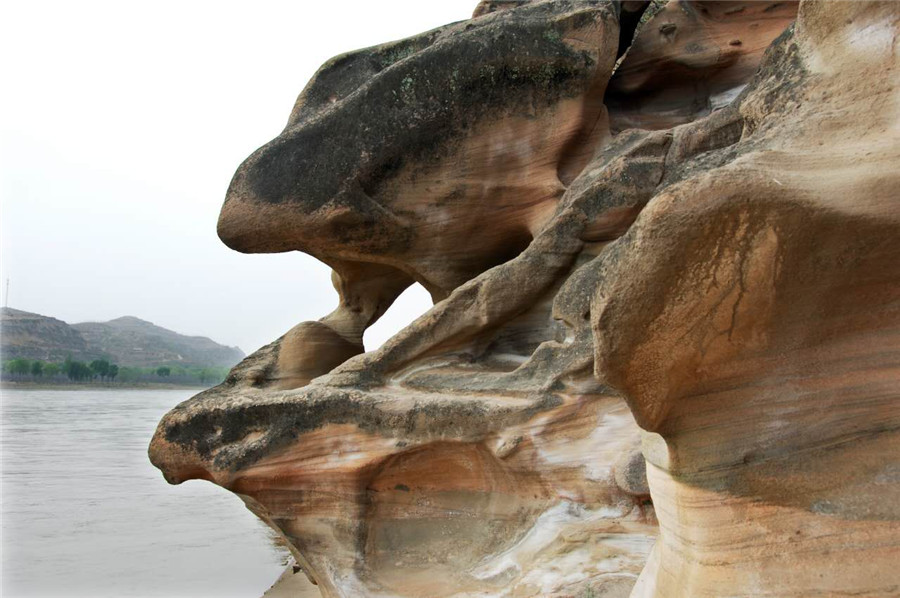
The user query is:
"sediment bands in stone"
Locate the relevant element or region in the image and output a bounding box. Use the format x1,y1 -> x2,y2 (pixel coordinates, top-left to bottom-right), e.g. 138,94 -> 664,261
150,1 -> 900,596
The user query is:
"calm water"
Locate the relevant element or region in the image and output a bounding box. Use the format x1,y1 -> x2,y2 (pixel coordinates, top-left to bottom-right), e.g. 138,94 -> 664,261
1,389 -> 288,598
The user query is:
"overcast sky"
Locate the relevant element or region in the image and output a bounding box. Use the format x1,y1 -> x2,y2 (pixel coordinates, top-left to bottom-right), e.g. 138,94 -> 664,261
1,1 -> 477,355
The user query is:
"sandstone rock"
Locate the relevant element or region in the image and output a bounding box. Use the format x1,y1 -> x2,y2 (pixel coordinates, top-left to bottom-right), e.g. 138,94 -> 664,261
150,1 -> 899,597
606,1 -> 800,131
594,2 -> 900,595
216,0 -> 624,390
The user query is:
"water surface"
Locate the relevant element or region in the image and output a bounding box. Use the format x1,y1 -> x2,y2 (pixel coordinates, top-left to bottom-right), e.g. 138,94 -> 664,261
1,389 -> 288,598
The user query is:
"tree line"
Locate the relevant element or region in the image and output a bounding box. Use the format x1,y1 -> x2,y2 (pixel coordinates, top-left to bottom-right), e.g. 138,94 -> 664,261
1,356 -> 229,386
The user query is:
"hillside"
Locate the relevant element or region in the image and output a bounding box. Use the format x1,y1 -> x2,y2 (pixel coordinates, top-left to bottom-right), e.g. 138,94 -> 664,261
1,308 -> 245,367
0,308 -> 104,363
72,316 -> 245,368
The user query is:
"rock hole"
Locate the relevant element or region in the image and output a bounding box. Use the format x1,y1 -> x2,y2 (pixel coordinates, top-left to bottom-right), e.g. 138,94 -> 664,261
363,283 -> 433,350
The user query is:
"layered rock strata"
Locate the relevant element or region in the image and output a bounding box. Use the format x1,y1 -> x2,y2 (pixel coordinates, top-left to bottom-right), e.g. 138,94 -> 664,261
150,1 -> 899,596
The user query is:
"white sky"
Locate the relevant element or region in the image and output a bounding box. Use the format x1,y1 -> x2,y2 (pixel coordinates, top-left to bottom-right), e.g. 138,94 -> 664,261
1,1 -> 476,355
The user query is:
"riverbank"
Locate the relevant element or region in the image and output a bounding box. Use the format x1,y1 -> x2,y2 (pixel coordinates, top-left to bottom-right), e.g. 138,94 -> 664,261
0,380 -> 213,391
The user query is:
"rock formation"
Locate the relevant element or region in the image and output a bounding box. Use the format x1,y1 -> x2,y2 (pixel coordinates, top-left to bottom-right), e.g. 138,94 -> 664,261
150,1 -> 900,597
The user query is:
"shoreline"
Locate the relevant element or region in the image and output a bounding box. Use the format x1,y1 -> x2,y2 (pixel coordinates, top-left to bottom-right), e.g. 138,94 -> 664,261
1,381 -> 213,391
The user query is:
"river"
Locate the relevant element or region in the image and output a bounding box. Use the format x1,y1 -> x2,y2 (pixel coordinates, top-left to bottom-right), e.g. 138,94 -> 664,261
1,389 -> 289,598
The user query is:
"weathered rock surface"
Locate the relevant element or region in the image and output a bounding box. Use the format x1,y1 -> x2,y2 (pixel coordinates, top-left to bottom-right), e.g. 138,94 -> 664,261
606,0 -> 800,131
150,1 -> 899,596
597,2 -> 900,595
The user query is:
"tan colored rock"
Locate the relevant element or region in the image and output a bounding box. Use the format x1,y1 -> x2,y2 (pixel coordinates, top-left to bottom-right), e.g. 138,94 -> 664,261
593,2 -> 900,596
607,0 -> 799,131
154,4 -> 660,595
216,0 -> 622,390
150,1 -> 899,597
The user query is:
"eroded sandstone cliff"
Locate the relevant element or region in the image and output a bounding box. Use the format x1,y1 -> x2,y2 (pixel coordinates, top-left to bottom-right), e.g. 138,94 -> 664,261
150,1 -> 899,596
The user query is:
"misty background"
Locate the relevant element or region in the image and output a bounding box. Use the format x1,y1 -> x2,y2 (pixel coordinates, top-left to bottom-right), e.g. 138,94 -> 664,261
1,0 -> 476,355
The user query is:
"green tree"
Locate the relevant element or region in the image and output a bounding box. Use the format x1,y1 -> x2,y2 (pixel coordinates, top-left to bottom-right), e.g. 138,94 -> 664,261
67,361 -> 92,382
31,360 -> 43,377
10,358 -> 31,377
156,366 -> 171,377
44,363 -> 61,378
107,364 -> 119,382
118,366 -> 139,383
90,359 -> 110,381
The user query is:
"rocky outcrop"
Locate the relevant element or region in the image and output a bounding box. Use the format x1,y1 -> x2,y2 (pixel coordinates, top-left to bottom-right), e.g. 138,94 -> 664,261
150,1 -> 899,597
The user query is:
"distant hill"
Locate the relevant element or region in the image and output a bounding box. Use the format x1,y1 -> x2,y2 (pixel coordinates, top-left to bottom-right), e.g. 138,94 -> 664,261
0,308 -> 105,363
72,316 -> 245,368
1,308 -> 245,368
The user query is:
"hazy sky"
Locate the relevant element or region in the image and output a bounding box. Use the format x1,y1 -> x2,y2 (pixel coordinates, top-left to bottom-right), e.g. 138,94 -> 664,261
1,1 -> 477,354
